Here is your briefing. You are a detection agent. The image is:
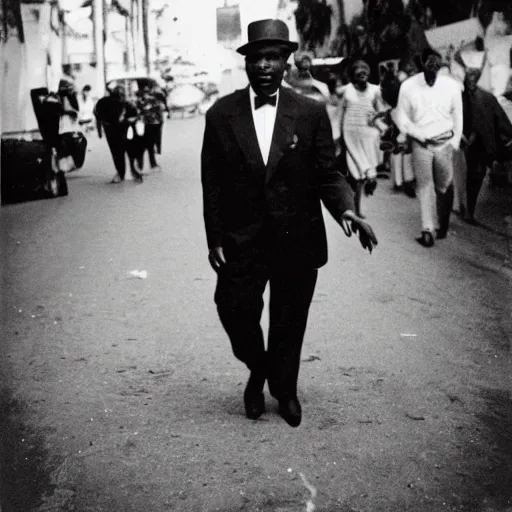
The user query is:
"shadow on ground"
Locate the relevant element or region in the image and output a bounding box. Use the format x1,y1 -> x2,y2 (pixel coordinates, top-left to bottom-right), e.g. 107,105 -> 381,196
0,395 -> 55,512
475,388 -> 512,510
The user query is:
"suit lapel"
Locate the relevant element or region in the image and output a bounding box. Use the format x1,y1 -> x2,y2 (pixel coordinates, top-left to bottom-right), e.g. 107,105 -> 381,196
265,87 -> 297,185
228,87 -> 266,172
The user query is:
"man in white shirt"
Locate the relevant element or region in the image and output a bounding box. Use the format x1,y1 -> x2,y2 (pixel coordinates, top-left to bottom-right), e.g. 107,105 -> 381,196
201,19 -> 377,428
78,85 -> 95,132
395,48 -> 463,247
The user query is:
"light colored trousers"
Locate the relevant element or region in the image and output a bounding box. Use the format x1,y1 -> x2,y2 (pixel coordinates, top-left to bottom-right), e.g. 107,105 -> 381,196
411,142 -> 454,232
390,152 -> 414,186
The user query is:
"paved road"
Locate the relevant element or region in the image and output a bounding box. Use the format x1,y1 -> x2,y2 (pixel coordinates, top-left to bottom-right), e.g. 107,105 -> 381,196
1,116 -> 511,512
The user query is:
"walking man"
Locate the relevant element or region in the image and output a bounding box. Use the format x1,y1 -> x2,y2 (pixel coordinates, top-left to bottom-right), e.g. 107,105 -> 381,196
201,19 -> 378,427
95,85 -> 143,183
462,67 -> 512,224
137,85 -> 165,172
78,85 -> 95,133
395,48 -> 463,247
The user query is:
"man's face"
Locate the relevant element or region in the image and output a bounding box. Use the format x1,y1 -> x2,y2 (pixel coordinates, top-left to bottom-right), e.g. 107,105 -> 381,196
464,69 -> 481,93
299,56 -> 312,72
353,67 -> 369,87
404,62 -> 418,77
245,44 -> 289,96
113,86 -> 126,101
423,54 -> 442,79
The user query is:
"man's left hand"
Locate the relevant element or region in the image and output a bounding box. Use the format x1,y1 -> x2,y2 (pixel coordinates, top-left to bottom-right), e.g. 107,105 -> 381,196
341,210 -> 378,254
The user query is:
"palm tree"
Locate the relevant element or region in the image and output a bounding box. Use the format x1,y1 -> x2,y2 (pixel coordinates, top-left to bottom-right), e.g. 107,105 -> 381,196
295,0 -> 333,54
2,0 -> 24,42
142,0 -> 150,74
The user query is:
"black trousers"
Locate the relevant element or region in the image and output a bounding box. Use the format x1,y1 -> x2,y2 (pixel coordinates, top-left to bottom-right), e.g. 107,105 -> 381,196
104,127 -> 127,178
214,246 -> 318,399
466,147 -> 487,219
143,124 -> 161,168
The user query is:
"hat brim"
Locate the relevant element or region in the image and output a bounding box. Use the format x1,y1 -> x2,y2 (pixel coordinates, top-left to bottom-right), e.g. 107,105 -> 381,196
237,39 -> 298,56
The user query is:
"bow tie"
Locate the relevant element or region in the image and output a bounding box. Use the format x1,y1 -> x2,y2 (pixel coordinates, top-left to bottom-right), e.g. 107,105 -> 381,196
254,94 -> 277,109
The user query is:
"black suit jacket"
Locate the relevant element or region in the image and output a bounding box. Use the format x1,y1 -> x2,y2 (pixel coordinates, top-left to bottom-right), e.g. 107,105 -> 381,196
462,87 -> 512,165
201,86 -> 355,270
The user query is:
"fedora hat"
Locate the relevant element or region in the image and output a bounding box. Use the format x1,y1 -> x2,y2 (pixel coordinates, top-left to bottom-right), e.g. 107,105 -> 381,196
237,19 -> 298,56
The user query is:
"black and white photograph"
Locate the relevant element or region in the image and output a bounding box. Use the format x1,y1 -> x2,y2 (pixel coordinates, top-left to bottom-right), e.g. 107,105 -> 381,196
1,0 -> 512,511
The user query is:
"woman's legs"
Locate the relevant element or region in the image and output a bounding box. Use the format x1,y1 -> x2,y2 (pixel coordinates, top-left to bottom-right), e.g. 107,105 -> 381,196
354,180 -> 365,218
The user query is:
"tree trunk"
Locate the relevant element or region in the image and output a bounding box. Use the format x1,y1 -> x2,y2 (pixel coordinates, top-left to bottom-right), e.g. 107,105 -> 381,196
130,0 -> 136,67
142,0 -> 150,75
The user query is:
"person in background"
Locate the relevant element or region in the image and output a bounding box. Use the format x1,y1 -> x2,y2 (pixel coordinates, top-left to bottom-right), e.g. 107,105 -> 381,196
55,78 -> 80,173
462,66 -> 512,224
341,59 -> 385,217
394,48 -> 463,247
137,85 -> 165,172
57,78 -> 79,134
286,51 -> 331,100
94,85 -> 143,184
151,84 -> 168,154
390,59 -> 417,197
78,85 -> 95,133
350,25 -> 380,84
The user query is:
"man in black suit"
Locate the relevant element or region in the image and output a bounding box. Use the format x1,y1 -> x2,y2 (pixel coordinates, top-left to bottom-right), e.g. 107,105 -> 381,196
201,19 -> 378,427
95,85 -> 143,183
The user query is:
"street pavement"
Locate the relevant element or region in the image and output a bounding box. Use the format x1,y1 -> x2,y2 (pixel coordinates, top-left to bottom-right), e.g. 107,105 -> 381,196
1,115 -> 511,512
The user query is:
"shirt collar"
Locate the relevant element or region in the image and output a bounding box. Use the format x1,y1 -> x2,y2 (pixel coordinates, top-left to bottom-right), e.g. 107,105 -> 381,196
249,86 -> 279,109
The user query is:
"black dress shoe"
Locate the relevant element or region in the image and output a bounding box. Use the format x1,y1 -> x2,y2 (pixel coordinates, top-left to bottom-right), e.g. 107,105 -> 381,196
278,397 -> 302,427
436,228 -> 447,240
244,373 -> 265,420
403,181 -> 416,198
416,230 -> 434,247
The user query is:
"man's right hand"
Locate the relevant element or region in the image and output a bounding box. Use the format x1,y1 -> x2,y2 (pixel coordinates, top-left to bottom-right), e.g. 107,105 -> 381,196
208,247 -> 226,272
341,211 -> 378,254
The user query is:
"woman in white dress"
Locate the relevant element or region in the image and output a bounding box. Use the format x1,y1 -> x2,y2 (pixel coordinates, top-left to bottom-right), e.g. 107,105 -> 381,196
341,60 -> 385,217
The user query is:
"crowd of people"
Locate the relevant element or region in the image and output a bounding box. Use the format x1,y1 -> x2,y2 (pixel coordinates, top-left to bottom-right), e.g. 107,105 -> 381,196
94,83 -> 167,184
327,47 -> 512,247
50,35 -> 511,245
47,78 -> 167,185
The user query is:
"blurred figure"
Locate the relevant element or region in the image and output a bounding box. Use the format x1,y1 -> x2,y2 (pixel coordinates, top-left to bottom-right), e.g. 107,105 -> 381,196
57,78 -> 79,134
386,59 -> 417,197
287,51 -> 330,100
94,85 -> 143,183
151,84 -> 168,152
56,78 -> 80,173
78,85 -> 95,133
341,60 -> 385,217
462,67 -> 512,224
350,25 -> 380,84
395,48 -> 463,247
137,85 -> 165,172
479,11 -> 512,97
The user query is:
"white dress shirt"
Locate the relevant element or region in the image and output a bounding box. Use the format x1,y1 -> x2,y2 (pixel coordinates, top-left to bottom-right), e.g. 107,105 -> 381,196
249,87 -> 279,165
395,73 -> 463,149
